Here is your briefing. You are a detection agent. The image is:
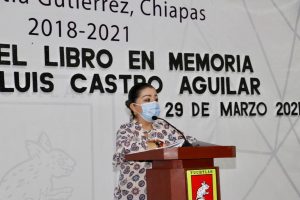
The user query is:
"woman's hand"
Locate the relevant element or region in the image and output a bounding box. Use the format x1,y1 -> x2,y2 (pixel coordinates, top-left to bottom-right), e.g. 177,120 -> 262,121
147,139 -> 165,149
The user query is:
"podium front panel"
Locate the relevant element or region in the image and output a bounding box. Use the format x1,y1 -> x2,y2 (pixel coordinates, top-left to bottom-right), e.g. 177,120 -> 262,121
147,168 -> 187,200
146,167 -> 220,200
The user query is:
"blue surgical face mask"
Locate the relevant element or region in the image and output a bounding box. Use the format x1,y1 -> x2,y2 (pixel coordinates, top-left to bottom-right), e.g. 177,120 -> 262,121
136,101 -> 160,122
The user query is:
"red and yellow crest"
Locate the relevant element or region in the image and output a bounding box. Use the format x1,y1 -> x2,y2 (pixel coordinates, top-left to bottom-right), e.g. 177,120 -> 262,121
186,169 -> 218,200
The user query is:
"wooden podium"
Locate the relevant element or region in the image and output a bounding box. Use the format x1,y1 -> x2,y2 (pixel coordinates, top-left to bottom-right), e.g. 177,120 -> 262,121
125,142 -> 236,200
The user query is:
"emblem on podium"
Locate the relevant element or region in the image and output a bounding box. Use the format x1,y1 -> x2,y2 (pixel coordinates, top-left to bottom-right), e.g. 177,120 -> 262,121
186,169 -> 218,200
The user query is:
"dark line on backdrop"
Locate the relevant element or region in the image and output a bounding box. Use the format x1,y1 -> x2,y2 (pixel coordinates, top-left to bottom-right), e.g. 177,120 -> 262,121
271,0 -> 300,41
281,3 -> 300,99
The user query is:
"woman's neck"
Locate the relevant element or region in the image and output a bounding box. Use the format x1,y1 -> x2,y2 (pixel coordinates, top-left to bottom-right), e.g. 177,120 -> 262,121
135,117 -> 152,131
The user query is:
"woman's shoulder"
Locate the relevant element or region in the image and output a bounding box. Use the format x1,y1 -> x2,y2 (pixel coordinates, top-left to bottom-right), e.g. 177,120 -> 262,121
117,120 -> 141,134
118,120 -> 137,129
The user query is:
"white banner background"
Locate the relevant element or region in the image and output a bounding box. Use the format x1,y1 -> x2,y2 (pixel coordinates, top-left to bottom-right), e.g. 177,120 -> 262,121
0,0 -> 300,199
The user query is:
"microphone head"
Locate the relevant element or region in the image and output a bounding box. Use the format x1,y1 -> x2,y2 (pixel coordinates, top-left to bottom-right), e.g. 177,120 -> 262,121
152,116 -> 158,120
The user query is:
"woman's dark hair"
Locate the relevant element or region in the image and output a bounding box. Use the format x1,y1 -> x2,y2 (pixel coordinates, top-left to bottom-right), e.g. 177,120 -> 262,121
125,83 -> 155,116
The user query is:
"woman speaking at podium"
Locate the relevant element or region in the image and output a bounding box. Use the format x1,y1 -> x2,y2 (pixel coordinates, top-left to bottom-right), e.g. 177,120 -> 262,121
113,83 -> 196,200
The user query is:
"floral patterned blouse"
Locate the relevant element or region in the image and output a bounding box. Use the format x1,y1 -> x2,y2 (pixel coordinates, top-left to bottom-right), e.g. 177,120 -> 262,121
113,119 -> 197,200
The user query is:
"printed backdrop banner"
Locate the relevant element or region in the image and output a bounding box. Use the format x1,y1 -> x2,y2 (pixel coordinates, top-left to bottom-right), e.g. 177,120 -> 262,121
0,0 -> 300,199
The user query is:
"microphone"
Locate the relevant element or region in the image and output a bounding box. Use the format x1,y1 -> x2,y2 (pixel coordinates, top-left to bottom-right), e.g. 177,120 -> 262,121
152,116 -> 193,147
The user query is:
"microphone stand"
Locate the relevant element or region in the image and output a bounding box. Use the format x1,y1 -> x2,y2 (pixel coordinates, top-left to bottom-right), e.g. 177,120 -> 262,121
152,116 -> 193,147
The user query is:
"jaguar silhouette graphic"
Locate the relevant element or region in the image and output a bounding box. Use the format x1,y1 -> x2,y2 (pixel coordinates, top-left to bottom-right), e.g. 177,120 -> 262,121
0,134 -> 76,200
